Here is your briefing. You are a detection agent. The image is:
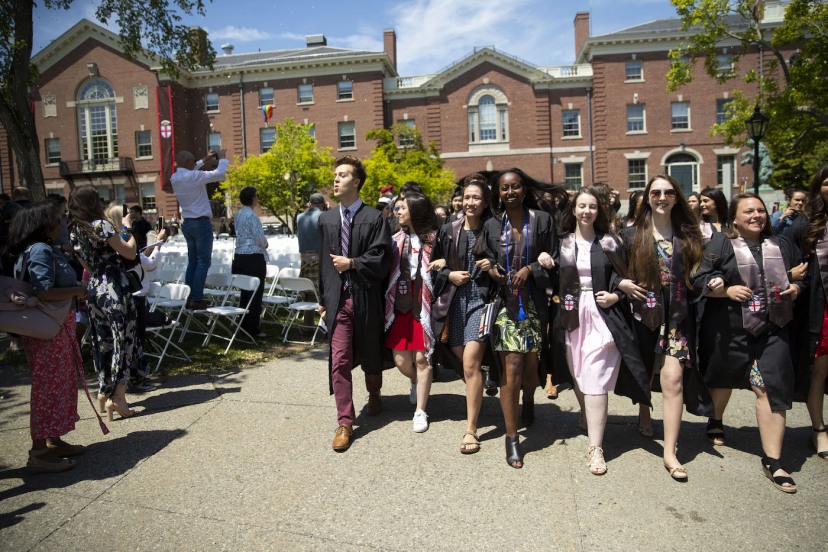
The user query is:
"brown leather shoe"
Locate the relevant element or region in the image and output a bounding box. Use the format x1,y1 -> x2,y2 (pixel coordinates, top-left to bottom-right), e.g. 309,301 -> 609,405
366,393 -> 382,416
332,424 -> 353,452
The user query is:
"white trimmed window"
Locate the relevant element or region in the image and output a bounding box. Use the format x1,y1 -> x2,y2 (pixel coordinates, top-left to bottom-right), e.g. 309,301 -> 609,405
45,138 -> 61,165
628,159 -> 647,189
337,81 -> 353,100
467,89 -> 509,144
671,102 -> 690,130
77,79 -> 118,162
626,104 -> 645,133
338,121 -> 355,149
717,155 -> 736,188
398,119 -> 415,147
205,92 -> 219,112
260,127 -> 276,153
207,132 -> 221,150
259,87 -> 274,107
716,54 -> 734,75
716,99 -> 731,125
625,60 -> 643,81
564,163 -> 583,190
562,110 -> 580,138
298,84 -> 314,103
135,130 -> 152,158
141,182 -> 156,211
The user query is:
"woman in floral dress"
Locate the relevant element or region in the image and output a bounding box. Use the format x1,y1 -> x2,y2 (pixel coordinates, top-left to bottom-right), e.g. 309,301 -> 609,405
619,174 -> 707,481
68,187 -> 142,420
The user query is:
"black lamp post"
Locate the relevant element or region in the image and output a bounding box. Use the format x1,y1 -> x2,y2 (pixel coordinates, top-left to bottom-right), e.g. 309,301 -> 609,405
745,104 -> 770,196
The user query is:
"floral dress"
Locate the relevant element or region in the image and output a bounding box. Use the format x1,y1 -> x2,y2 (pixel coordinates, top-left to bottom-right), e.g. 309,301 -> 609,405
71,219 -> 143,395
653,239 -> 690,364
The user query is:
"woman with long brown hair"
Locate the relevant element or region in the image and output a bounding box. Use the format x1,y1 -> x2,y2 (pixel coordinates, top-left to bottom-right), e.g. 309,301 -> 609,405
475,168 -> 557,468
696,193 -> 802,492
784,164 -> 828,461
384,190 -> 440,433
619,174 -> 708,480
68,187 -> 142,420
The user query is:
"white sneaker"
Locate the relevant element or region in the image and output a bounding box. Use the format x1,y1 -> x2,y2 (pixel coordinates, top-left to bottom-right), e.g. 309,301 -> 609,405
409,381 -> 417,405
412,410 -> 429,433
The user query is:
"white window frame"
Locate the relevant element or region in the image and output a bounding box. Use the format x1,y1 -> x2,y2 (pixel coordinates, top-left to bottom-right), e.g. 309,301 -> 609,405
716,54 -> 734,76
716,99 -> 731,125
628,159 -> 648,190
717,155 -> 736,189
562,110 -> 581,138
140,182 -> 157,212
297,84 -> 314,104
205,92 -> 219,112
77,79 -> 119,162
337,80 -> 353,101
135,130 -> 152,159
45,137 -> 61,165
467,87 -> 509,145
671,101 -> 690,131
398,120 -> 415,147
207,132 -> 221,150
563,163 -> 583,190
625,60 -> 643,81
259,87 -> 274,107
260,127 -> 276,153
338,121 -> 355,149
626,104 -> 646,134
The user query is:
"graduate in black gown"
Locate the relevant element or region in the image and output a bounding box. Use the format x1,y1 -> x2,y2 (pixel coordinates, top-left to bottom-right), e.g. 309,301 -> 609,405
783,164 -> 828,462
619,174 -> 708,481
695,194 -> 802,493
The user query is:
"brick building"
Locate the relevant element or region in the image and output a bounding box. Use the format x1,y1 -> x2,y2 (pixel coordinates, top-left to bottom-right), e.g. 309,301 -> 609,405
0,5 -> 792,218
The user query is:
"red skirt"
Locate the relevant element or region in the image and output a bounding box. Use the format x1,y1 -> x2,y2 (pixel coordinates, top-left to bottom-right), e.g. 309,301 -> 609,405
385,311 -> 426,351
816,305 -> 828,358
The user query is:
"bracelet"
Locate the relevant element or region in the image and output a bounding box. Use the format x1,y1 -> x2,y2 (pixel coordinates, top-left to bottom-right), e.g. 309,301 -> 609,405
350,259 -> 355,270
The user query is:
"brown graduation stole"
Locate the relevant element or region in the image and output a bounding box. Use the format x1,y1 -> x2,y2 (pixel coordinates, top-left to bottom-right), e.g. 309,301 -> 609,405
731,236 -> 793,336
815,227 -> 828,302
632,236 -> 688,331
559,233 -> 630,331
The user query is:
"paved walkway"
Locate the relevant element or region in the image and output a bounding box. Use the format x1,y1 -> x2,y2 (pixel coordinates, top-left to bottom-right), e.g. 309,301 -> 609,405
1,348 -> 826,551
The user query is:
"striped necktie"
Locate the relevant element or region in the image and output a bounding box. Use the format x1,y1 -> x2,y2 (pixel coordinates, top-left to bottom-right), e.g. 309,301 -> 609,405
341,207 -> 351,287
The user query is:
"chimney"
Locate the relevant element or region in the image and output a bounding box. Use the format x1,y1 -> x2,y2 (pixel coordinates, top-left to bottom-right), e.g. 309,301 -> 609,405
574,12 -> 590,61
188,26 -> 210,66
305,34 -> 327,47
384,28 -> 397,71
221,43 -> 234,56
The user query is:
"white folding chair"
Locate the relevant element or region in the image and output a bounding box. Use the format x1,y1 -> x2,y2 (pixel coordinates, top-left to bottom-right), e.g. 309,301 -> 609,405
144,283 -> 192,372
279,276 -> 325,345
177,272 -> 232,342
201,275 -> 261,354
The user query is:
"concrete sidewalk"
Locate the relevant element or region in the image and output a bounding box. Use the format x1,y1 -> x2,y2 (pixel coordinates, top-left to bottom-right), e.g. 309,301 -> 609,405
1,347 -> 826,551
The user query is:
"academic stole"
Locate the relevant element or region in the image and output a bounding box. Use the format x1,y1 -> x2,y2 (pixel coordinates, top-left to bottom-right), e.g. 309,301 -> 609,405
731,237 -> 793,336
559,233 -> 629,332
632,236 -> 688,332
499,208 -> 536,322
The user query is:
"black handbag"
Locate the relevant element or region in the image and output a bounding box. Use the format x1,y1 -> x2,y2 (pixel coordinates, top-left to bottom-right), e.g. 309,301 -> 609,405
125,269 -> 143,293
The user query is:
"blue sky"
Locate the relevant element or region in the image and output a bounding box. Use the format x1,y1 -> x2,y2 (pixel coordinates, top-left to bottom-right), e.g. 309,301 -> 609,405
33,0 -> 681,75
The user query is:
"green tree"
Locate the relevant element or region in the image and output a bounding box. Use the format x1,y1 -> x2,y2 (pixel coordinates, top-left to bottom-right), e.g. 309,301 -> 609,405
0,0 -> 215,201
219,118 -> 333,233
362,123 -> 456,206
666,0 -> 828,186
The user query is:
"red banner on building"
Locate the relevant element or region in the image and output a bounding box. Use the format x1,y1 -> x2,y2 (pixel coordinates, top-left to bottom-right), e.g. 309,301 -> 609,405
156,85 -> 175,192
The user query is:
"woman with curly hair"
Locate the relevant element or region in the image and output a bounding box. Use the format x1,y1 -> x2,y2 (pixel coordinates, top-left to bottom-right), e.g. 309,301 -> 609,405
475,168 -> 558,468
619,174 -> 708,481
68,187 -> 142,420
6,202 -> 90,472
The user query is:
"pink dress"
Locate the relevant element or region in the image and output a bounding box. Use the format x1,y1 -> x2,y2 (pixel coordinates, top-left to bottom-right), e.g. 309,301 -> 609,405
565,238 -> 621,395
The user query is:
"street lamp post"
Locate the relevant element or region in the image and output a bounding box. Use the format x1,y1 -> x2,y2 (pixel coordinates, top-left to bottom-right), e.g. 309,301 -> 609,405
745,104 -> 770,197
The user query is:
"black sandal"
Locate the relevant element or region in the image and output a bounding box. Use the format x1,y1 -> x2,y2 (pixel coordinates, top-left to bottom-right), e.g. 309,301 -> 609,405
812,428 -> 828,460
760,456 -> 797,494
706,418 -> 726,446
505,435 -> 523,469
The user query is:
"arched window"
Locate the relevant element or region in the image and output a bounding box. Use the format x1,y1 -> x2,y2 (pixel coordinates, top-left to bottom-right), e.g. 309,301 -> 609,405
77,79 -> 118,162
467,86 -> 509,144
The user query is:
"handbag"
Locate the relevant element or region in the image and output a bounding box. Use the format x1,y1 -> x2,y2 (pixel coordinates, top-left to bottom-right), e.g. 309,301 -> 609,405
125,269 -> 143,293
478,296 -> 501,339
0,275 -> 72,340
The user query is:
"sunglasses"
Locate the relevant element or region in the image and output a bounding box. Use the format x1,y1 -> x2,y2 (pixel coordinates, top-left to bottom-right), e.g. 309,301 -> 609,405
650,189 -> 677,200
393,206 -> 402,212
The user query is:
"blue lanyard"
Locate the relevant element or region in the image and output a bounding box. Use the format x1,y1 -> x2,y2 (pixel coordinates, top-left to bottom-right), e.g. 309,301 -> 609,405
503,208 -> 530,321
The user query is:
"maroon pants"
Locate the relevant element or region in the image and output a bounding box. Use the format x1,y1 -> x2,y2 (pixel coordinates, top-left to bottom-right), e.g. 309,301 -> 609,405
331,290 -> 382,425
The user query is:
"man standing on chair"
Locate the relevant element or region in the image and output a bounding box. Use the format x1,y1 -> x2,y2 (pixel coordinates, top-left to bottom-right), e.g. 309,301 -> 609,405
318,155 -> 392,452
170,149 -> 228,309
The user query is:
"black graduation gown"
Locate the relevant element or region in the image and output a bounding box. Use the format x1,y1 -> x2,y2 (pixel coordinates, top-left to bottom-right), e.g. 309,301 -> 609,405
620,226 -> 712,417
430,218 -> 501,380
694,233 -> 802,411
550,233 -> 652,407
783,217 -> 828,399
318,204 -> 393,393
477,210 -> 557,385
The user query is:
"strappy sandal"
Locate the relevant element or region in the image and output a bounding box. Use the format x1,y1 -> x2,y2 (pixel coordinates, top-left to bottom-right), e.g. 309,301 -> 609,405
460,431 -> 481,455
588,446 -> 607,475
664,463 -> 688,481
761,456 -> 797,493
706,418 -> 726,446
812,427 -> 828,460
505,435 -> 523,469
637,413 -> 653,438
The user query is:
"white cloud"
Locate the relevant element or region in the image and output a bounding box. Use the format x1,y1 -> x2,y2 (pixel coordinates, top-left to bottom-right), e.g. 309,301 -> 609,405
208,26 -> 276,42
390,0 -> 570,75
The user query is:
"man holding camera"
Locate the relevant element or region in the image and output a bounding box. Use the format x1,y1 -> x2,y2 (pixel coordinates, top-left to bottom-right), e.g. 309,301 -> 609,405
170,149 -> 228,309
771,187 -> 807,235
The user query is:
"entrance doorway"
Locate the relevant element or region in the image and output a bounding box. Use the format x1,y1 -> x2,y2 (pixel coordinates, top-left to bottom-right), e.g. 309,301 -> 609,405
666,153 -> 698,197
